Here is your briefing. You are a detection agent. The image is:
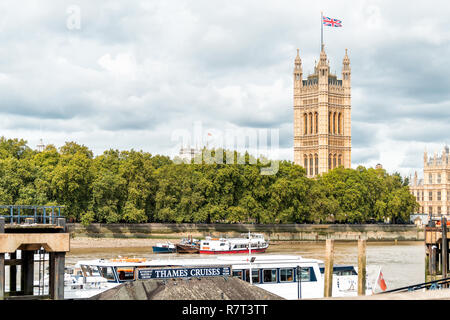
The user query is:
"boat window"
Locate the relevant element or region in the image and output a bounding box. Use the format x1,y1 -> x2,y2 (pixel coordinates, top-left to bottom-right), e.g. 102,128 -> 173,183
232,270 -> 244,279
336,270 -> 357,276
203,242 -> 209,246
263,269 -> 277,283
280,268 -> 294,282
244,269 -> 260,284
297,267 -> 316,282
116,268 -> 135,281
220,243 -> 226,246
81,265 -> 100,277
98,266 -> 116,281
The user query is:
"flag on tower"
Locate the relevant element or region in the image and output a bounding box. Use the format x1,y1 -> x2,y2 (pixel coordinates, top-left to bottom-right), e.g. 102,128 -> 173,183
322,16 -> 342,27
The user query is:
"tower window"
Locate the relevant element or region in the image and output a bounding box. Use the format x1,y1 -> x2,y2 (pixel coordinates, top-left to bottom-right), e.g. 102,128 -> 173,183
315,154 -> 319,175
314,113 -> 318,134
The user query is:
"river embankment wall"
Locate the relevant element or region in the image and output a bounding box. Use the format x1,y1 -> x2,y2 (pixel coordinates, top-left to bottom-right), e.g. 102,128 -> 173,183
67,223 -> 424,241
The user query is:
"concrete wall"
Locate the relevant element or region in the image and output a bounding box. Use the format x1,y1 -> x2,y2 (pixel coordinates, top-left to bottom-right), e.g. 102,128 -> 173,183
67,223 -> 424,241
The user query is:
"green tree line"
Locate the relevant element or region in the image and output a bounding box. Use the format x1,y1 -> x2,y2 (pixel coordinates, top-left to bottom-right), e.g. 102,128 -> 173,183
0,137 -> 417,225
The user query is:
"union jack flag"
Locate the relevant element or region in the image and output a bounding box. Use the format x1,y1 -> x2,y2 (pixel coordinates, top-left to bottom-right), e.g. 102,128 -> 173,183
322,16 -> 342,27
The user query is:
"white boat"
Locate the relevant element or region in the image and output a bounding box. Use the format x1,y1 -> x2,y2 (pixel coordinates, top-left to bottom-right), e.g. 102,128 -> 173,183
152,242 -> 176,253
63,255 -> 374,299
199,233 -> 269,254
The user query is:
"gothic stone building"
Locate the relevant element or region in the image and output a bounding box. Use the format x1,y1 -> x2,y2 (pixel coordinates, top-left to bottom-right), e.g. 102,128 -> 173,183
409,146 -> 450,216
293,45 -> 351,177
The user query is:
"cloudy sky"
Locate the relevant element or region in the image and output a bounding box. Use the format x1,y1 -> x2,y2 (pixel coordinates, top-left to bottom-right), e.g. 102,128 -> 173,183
0,0 -> 449,177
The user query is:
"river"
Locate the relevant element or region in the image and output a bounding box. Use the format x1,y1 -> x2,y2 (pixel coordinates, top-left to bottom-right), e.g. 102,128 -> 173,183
66,240 -> 425,290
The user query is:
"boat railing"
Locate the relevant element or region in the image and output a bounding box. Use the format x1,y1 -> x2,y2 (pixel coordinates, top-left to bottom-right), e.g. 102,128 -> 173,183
377,276 -> 450,294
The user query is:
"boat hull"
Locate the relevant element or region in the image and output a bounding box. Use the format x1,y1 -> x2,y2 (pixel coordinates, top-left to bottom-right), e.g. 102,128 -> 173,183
199,247 -> 267,254
176,244 -> 199,254
152,246 -> 176,253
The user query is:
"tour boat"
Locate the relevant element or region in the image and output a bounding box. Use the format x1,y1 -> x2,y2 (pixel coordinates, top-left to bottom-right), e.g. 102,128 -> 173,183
199,233 -> 269,254
152,242 -> 176,253
64,254 -> 374,299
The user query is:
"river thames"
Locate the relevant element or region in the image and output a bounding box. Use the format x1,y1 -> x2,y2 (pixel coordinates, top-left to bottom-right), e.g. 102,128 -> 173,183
66,240 -> 424,291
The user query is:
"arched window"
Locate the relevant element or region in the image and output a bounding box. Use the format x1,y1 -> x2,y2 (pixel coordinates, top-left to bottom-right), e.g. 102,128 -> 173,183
338,154 -> 342,167
314,112 -> 318,134
333,112 -> 336,134
304,113 -> 308,135
304,155 -> 308,172
338,113 -> 341,134
328,112 -> 332,133
333,154 -> 337,168
309,113 -> 313,134
309,154 -> 313,176
314,154 -> 319,175
328,154 -> 332,170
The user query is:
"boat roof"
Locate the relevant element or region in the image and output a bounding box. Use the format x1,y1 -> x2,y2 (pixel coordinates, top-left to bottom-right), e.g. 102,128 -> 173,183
74,254 -> 323,268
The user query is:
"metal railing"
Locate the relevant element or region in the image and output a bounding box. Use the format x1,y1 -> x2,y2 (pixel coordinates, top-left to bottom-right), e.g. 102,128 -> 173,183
378,276 -> 450,294
0,205 -> 64,225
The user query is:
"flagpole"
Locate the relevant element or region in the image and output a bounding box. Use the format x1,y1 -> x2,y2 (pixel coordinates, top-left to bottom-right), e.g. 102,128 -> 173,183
321,11 -> 323,49
373,266 -> 381,293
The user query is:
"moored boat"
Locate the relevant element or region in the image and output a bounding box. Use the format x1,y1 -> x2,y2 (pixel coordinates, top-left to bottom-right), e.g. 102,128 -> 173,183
65,254 -> 377,299
199,233 -> 269,254
175,236 -> 200,253
152,242 -> 176,253
176,243 -> 200,253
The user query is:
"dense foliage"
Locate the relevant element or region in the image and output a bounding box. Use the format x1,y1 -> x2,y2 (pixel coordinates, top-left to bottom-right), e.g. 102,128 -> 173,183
0,137 -> 417,225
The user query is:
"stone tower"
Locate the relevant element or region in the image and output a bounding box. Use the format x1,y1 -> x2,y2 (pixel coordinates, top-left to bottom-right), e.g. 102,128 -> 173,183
293,45 -> 352,177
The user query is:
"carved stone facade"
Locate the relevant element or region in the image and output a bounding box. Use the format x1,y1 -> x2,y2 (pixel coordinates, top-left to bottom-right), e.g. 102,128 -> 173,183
293,45 -> 351,177
409,146 -> 450,216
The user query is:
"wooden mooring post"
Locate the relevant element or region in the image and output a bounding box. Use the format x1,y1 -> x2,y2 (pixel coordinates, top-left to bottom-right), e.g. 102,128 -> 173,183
358,238 -> 367,296
324,239 -> 334,297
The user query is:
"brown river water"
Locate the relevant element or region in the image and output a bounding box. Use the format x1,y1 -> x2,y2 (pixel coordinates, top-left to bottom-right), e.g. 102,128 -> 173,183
66,240 -> 425,291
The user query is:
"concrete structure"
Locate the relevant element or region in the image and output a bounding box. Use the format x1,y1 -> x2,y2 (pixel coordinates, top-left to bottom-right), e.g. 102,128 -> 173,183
409,146 -> 450,216
293,45 -> 351,177
0,212 -> 70,300
89,277 -> 283,300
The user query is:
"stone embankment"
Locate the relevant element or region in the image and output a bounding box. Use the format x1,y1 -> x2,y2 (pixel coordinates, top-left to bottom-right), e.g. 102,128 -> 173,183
67,223 -> 424,241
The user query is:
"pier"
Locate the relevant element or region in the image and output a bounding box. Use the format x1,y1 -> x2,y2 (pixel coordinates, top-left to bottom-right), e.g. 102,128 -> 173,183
425,216 -> 449,283
0,205 -> 70,300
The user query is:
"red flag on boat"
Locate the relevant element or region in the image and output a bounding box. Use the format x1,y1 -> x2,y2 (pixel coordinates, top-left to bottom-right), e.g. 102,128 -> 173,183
376,269 -> 387,291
